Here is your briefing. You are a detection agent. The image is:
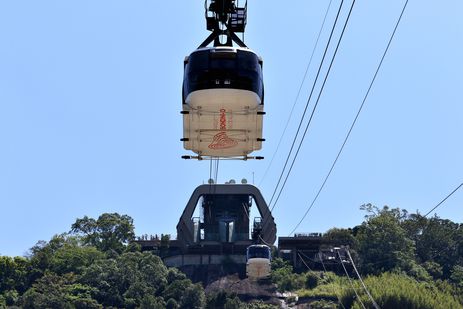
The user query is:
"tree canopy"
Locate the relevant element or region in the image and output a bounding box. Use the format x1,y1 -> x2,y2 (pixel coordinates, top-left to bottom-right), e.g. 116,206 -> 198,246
1,209 -> 462,308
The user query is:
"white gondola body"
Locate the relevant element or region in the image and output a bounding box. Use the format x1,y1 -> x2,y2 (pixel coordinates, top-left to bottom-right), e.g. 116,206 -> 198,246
246,244 -> 271,280
183,89 -> 263,157
246,257 -> 271,279
182,47 -> 264,158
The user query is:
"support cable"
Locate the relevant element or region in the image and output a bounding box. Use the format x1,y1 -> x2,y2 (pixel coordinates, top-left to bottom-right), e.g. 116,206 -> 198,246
209,159 -> 213,182
337,250 -> 366,309
297,252 -> 315,272
258,235 -> 273,247
271,0 -> 356,211
320,256 -> 347,309
346,249 -> 380,309
424,182 -> 463,217
289,0 -> 410,233
214,158 -> 220,184
259,0 -> 334,187
330,181 -> 462,272
299,250 -> 341,265
419,182 -> 463,263
267,0 -> 347,207
299,252 -> 347,309
208,159 -> 214,193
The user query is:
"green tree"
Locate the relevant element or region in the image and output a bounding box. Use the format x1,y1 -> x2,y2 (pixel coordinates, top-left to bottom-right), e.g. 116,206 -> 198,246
79,258 -> 124,306
206,290 -> 238,309
166,298 -> 179,309
20,273 -> 74,309
166,267 -> 187,284
49,241 -> 104,275
270,258 -> 304,291
163,279 -> 193,303
451,265 -> 463,288
2,289 -> 19,306
422,261 -> 443,279
323,228 -> 358,249
180,283 -> 206,309
223,296 -> 242,309
79,251 -> 168,307
160,234 -> 171,257
0,256 -> 30,293
28,236 -> 68,281
71,213 -> 135,253
414,217 -> 461,277
139,295 -> 165,309
305,272 -> 319,289
356,205 -> 415,274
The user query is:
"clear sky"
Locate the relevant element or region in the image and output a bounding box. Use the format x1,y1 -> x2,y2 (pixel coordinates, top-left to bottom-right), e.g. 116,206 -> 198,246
1,0 -> 462,257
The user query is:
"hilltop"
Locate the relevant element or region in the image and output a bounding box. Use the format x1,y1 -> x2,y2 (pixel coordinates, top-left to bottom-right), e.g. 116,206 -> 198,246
1,206 -> 463,308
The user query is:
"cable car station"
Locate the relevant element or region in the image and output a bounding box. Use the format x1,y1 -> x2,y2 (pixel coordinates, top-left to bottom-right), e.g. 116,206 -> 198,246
134,0 -> 350,280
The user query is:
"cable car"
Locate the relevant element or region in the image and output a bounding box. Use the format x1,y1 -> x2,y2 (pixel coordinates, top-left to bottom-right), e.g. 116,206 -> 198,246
181,0 -> 265,159
246,244 -> 271,279
182,47 -> 264,158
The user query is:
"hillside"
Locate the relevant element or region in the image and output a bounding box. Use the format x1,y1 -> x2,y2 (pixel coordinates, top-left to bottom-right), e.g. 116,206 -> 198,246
1,206 -> 462,308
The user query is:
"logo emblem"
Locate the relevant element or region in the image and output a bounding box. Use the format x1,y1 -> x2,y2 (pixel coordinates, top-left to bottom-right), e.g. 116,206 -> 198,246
208,108 -> 237,149
208,131 -> 238,149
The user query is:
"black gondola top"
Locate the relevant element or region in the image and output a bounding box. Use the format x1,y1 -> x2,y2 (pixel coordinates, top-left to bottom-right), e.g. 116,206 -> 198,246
183,47 -> 264,103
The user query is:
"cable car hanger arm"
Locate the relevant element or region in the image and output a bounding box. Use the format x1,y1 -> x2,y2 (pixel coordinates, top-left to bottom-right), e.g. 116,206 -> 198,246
199,28 -> 247,48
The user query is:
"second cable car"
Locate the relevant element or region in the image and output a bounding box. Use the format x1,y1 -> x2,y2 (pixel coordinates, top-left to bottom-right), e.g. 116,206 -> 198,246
246,244 -> 272,279
181,0 -> 265,159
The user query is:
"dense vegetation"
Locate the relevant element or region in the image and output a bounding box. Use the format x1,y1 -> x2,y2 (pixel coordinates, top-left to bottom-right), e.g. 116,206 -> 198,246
1,205 -> 462,308
0,214 -> 270,309
271,205 -> 463,308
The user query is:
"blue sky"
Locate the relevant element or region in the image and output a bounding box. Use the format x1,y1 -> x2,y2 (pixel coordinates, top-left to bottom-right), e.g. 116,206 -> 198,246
1,0 -> 462,257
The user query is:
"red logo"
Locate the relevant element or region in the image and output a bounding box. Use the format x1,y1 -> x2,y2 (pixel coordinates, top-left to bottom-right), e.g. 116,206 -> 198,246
208,131 -> 238,149
219,108 -> 227,130
208,109 -> 237,149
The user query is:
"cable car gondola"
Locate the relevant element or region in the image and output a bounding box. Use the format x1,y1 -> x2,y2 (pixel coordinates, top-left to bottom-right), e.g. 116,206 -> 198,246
246,244 -> 271,279
181,0 -> 265,159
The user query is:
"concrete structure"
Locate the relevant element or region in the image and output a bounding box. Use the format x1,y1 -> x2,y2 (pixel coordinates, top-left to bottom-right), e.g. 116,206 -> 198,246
176,183 -> 276,254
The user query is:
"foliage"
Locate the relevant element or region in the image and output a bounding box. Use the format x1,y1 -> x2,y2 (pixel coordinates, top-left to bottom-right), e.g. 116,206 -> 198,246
307,299 -> 338,309
1,209 -> 463,308
206,290 -> 239,309
341,272 -> 463,309
179,283 -> 206,309
270,258 -> 305,291
323,228 -> 359,249
80,251 -> 169,307
20,272 -> 98,309
305,271 -> 319,289
49,240 -> 105,275
1,289 -> 19,306
422,260 -> 443,279
166,298 -> 178,309
139,295 -> 166,309
244,301 -> 278,308
356,205 -> 416,275
71,213 -> 135,253
0,213 -> 211,308
223,296 -> 242,309
297,272 -> 347,303
451,265 -> 463,288
0,256 -> 30,293
159,234 -> 171,256
292,205 -> 463,308
271,266 -> 297,291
